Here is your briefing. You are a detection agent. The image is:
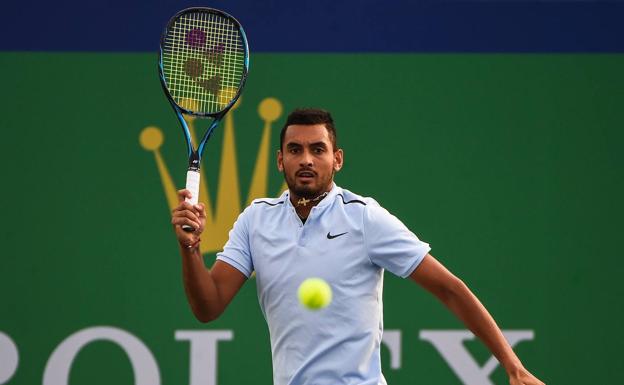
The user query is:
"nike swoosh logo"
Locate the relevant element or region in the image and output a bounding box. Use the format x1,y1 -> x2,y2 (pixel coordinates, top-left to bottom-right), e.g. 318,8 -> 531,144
327,231 -> 348,239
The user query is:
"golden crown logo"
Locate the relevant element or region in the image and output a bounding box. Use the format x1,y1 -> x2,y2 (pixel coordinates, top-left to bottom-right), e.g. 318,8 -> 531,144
139,97 -> 287,254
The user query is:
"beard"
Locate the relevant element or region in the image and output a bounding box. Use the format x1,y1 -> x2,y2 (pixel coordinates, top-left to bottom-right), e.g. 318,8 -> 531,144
283,168 -> 335,199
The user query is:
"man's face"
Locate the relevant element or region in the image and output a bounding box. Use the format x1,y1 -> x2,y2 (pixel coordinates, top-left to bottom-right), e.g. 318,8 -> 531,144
278,124 -> 343,198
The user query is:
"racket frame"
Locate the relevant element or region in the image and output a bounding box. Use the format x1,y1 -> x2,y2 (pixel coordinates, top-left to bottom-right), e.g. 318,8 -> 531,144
158,7 -> 250,168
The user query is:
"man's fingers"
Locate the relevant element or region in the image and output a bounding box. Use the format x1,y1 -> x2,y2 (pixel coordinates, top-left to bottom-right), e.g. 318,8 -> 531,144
177,189 -> 192,203
173,201 -> 204,220
179,209 -> 201,221
195,203 -> 206,219
172,194 -> 204,235
172,202 -> 196,214
172,216 -> 201,230
172,209 -> 201,223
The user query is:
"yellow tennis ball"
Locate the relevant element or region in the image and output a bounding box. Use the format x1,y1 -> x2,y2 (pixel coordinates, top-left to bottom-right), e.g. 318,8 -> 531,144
298,278 -> 332,310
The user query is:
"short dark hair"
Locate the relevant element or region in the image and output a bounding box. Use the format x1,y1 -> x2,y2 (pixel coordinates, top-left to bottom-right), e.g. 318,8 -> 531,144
280,108 -> 338,151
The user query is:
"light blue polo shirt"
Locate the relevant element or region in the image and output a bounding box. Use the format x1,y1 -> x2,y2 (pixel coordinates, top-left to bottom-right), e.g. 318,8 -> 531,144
217,184 -> 430,385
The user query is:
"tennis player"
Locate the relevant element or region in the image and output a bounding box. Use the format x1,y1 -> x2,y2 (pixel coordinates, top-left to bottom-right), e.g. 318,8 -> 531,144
171,109 -> 546,385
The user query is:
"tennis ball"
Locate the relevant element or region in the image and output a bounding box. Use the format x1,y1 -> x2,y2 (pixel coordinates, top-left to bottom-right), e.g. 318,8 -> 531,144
298,278 -> 332,310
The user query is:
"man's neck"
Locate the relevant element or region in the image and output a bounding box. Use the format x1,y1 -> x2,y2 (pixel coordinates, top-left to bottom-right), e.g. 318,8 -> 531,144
290,188 -> 331,220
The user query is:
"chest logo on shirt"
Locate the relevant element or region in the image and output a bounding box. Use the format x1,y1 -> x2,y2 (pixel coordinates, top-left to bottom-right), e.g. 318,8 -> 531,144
327,231 -> 348,239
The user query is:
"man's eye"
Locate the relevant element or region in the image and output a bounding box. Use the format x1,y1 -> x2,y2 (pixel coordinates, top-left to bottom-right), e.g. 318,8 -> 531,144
289,148 -> 299,154
314,148 -> 325,154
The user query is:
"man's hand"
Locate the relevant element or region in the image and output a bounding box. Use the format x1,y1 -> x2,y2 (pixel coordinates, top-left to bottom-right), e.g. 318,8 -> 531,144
171,189 -> 206,248
509,367 -> 546,385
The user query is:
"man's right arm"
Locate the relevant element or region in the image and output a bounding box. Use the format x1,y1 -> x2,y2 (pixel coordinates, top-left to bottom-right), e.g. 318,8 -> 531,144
179,247 -> 247,322
172,189 -> 247,322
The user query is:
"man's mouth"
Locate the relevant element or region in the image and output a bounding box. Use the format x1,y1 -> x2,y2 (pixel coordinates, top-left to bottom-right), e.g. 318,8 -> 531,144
296,171 -> 316,179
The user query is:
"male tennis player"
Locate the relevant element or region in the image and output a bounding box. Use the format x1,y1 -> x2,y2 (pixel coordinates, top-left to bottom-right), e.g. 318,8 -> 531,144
171,109 -> 546,385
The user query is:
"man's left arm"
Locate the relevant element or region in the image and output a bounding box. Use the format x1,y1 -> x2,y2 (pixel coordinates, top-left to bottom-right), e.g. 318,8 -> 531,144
411,254 -> 546,385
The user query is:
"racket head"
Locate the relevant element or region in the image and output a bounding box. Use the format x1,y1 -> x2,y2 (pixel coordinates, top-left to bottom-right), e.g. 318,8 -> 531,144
158,7 -> 249,117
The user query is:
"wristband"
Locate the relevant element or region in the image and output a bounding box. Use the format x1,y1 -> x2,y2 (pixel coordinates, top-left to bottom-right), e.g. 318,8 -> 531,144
185,238 -> 201,250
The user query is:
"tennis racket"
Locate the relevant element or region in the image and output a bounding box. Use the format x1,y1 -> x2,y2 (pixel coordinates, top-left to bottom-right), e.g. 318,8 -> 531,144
158,7 -> 249,231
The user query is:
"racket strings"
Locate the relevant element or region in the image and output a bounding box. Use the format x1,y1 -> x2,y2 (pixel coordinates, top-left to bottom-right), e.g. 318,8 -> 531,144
162,11 -> 245,114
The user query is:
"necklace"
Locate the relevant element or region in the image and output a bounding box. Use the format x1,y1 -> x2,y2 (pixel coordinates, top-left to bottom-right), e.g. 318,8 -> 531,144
296,191 -> 328,207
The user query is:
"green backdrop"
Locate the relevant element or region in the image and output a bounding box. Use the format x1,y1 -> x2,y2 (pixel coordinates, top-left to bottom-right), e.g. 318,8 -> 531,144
1,53 -> 622,384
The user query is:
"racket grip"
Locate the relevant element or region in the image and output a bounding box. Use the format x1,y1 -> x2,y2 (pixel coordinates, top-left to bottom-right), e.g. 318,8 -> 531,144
182,170 -> 201,232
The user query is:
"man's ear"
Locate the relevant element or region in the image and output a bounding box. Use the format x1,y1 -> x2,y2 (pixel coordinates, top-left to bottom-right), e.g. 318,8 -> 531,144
277,149 -> 284,172
334,148 -> 344,171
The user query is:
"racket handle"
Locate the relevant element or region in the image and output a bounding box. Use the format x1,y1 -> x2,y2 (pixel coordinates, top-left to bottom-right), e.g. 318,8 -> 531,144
182,170 -> 201,232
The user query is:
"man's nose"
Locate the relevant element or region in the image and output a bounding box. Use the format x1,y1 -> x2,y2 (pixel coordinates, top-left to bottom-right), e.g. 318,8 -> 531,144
299,149 -> 313,166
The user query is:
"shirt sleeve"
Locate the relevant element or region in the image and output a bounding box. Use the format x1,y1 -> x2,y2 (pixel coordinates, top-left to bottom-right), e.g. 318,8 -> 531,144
363,201 -> 431,278
216,206 -> 254,277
